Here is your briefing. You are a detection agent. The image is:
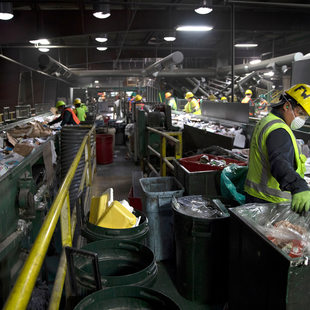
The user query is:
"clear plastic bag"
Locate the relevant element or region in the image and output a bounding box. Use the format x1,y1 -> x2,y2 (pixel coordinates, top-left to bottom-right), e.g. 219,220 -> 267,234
235,203 -> 310,258
172,195 -> 225,219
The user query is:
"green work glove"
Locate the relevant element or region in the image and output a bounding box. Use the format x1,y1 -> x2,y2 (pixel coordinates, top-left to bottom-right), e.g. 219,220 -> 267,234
291,191 -> 310,213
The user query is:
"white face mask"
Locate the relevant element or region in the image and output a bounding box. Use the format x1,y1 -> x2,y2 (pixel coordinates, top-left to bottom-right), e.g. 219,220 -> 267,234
290,107 -> 307,130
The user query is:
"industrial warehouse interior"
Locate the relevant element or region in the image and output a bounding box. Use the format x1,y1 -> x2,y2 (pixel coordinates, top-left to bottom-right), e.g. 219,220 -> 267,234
1,0 -> 310,309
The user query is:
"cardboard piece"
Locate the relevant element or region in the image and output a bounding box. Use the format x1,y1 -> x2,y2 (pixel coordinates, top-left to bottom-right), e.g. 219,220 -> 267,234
6,133 -> 17,146
43,141 -> 54,186
13,143 -> 34,157
8,121 -> 52,138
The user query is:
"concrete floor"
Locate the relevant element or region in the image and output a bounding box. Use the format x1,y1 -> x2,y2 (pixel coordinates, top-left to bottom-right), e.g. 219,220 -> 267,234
91,145 -> 225,310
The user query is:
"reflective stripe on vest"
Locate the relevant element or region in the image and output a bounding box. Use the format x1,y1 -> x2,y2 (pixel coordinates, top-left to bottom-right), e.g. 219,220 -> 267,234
65,108 -> 80,124
244,113 -> 304,203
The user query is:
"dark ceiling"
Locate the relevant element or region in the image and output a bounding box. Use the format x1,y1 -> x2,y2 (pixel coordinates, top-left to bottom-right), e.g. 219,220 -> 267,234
1,0 -> 310,71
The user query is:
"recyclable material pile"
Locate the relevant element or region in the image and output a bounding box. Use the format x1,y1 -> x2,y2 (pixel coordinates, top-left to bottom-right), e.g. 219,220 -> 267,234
235,204 -> 310,258
173,195 -> 226,219
89,188 -> 141,229
0,117 -> 56,177
172,114 -> 242,137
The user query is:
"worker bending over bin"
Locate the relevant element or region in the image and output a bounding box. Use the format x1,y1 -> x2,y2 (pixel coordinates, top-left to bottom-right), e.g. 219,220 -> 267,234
244,84 -> 310,213
48,100 -> 80,126
74,98 -> 86,122
184,92 -> 201,115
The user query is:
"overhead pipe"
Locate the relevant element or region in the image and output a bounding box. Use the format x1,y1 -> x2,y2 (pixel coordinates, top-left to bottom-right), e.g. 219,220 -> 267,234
220,52 -> 303,76
226,0 -> 310,9
142,51 -> 184,76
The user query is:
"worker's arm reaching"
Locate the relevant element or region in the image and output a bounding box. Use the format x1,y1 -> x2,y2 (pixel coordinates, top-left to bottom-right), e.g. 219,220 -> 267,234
48,116 -> 62,126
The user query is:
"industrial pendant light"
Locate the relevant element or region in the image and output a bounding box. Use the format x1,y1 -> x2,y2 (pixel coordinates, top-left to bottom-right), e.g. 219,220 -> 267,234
0,2 -> 14,20
195,0 -> 213,15
95,34 -> 108,43
164,31 -> 176,42
93,3 -> 111,19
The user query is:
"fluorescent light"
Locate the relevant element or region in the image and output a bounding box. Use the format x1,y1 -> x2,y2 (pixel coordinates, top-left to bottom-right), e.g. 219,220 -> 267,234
249,59 -> 261,65
176,25 -> 213,32
164,36 -> 176,42
38,47 -> 50,52
94,80 -> 99,83
264,71 -> 274,77
29,39 -> 50,45
0,2 -> 14,20
95,37 -> 108,43
235,43 -> 258,48
93,12 -> 111,19
97,47 -> 108,51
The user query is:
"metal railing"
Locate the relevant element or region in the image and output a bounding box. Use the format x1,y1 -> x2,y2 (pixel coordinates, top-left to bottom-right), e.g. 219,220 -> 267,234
146,126 -> 182,176
4,125 -> 96,310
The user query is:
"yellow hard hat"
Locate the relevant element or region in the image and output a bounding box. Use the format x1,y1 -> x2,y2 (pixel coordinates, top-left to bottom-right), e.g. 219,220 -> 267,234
185,92 -> 194,99
135,94 -> 142,102
74,98 -> 81,104
245,89 -> 252,95
165,92 -> 172,99
221,96 -> 227,101
285,84 -> 310,116
56,100 -> 65,108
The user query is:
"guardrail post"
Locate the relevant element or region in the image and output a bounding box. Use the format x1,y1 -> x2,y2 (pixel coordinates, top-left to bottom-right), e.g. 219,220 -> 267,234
161,136 -> 166,176
87,136 -> 92,186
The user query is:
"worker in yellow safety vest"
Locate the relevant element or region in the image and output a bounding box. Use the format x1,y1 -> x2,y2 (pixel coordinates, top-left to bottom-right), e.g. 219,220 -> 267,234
242,89 -> 254,105
165,92 -> 177,111
184,92 -> 201,115
244,84 -> 310,213
74,98 -> 86,121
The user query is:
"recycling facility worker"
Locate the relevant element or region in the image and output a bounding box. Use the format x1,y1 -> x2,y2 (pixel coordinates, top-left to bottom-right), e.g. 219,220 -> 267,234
221,96 -> 228,102
48,100 -> 80,126
73,98 -> 86,122
184,92 -> 201,115
134,94 -> 145,110
257,94 -> 268,113
244,84 -> 310,213
165,92 -> 177,111
242,89 -> 254,104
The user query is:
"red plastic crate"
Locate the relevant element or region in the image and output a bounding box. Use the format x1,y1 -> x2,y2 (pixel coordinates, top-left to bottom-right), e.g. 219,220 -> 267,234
179,154 -> 246,172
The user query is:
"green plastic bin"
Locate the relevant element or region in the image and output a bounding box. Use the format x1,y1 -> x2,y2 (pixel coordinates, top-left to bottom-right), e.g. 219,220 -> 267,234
172,196 -> 230,304
139,177 -> 184,261
74,286 -> 180,310
82,209 -> 149,244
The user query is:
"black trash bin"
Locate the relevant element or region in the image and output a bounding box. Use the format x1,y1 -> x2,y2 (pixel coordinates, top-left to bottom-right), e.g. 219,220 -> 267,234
172,195 -> 230,304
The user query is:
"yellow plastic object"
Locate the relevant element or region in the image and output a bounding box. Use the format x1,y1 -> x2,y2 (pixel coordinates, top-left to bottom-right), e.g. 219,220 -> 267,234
89,194 -> 108,225
96,200 -> 136,229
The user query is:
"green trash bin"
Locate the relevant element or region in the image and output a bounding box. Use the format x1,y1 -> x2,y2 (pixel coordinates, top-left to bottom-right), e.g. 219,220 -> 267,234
139,177 -> 184,261
82,209 -> 149,244
74,286 -> 181,310
172,195 -> 230,304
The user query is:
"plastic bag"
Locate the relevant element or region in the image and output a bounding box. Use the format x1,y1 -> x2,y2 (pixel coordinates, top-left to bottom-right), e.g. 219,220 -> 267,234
235,203 -> 310,258
220,164 -> 248,205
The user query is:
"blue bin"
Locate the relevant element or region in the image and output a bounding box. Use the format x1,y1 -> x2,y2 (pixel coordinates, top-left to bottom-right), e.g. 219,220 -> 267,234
139,177 -> 184,261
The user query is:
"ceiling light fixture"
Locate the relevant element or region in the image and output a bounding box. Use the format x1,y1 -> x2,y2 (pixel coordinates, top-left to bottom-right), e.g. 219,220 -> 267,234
235,43 -> 258,48
93,3 -> 111,19
38,47 -> 50,52
249,59 -> 261,65
176,25 -> 213,32
94,80 -> 99,83
95,34 -> 108,43
164,31 -> 176,42
29,39 -> 50,45
195,0 -> 213,15
0,2 -> 14,20
97,46 -> 108,51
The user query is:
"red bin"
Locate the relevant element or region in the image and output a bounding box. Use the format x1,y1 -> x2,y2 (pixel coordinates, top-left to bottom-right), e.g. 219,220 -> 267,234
96,134 -> 113,164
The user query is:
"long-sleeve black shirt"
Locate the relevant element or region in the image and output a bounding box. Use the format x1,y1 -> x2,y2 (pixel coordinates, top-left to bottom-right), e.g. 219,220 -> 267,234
265,109 -> 308,194
48,108 -> 78,126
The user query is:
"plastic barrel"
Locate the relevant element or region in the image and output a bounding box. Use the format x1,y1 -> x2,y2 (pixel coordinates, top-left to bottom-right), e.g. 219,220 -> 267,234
96,134 -> 113,164
172,196 -> 230,304
82,209 -> 149,244
74,240 -> 157,293
74,286 -> 180,310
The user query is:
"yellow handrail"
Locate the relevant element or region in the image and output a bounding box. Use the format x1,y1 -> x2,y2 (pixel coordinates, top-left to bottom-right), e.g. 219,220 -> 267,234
4,126 -> 95,310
